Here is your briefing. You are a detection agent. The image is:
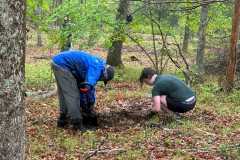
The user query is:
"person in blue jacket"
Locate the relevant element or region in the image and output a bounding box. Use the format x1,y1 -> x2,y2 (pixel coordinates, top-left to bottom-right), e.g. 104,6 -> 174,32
51,50 -> 114,131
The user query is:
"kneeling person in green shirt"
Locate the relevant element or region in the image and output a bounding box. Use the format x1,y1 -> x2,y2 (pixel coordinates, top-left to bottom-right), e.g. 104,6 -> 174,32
139,68 -> 196,114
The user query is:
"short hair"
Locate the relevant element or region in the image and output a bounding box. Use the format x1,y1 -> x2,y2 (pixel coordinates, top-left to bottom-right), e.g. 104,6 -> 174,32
139,68 -> 156,84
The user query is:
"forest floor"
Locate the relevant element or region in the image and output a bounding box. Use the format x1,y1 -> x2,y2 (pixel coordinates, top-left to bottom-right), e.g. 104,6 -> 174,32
25,46 -> 240,160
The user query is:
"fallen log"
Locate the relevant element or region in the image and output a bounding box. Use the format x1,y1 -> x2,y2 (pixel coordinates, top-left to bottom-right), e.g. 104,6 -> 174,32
25,85 -> 57,100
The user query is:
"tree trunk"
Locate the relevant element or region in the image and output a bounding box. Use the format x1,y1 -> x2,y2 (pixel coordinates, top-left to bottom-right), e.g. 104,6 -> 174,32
196,1 -> 208,74
182,16 -> 190,53
35,6 -> 42,47
80,0 -> 86,3
37,31 -> 43,47
225,0 -> 240,91
108,41 -> 124,66
53,0 -> 63,8
0,1 -> 26,160
52,0 -> 63,27
107,0 -> 130,66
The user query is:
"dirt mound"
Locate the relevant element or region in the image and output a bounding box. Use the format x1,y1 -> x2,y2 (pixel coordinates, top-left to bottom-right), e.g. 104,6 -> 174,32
97,98 -> 153,128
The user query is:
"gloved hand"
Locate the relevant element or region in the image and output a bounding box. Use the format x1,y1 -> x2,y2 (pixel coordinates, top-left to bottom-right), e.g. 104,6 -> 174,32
80,85 -> 90,93
79,82 -> 92,94
80,87 -> 89,93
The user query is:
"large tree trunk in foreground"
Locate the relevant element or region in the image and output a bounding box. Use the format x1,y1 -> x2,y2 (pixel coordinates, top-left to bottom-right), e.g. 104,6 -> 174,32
196,0 -> 208,74
225,0 -> 240,91
107,0 -> 130,66
0,0 -> 26,159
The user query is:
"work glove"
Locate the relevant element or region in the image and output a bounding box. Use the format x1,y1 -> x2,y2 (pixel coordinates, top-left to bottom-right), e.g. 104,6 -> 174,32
79,82 -> 92,94
80,87 -> 89,93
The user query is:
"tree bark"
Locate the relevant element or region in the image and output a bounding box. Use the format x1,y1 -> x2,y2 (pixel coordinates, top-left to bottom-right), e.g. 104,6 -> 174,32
182,16 -> 190,53
35,6 -> 42,47
52,0 -> 63,27
53,0 -> 63,8
0,0 -> 26,159
196,0 -> 209,74
37,31 -> 43,47
225,0 -> 240,91
107,0 -> 130,66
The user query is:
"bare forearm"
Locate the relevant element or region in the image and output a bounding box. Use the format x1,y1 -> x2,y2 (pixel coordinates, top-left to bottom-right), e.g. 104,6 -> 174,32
152,107 -> 160,112
152,96 -> 161,112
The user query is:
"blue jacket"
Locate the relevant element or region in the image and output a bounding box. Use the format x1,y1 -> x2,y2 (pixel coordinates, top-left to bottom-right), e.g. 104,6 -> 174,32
52,50 -> 106,86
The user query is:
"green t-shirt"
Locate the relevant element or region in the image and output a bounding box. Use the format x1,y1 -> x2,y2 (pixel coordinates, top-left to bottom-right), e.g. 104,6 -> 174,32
152,75 -> 195,102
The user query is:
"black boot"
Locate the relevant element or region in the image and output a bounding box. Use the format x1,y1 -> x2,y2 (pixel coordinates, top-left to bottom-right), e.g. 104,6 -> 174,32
82,110 -> 98,130
71,118 -> 87,132
57,113 -> 68,128
88,111 -> 98,127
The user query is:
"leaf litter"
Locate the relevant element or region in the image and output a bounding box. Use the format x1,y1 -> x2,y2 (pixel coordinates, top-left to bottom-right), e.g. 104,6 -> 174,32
26,82 -> 240,159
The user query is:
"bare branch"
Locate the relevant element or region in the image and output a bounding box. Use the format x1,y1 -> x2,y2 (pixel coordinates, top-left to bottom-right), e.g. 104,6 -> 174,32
168,0 -> 231,12
127,0 -> 232,15
142,10 -> 193,85
173,38 -> 190,71
125,32 -> 156,67
143,13 -> 182,71
140,0 -> 230,5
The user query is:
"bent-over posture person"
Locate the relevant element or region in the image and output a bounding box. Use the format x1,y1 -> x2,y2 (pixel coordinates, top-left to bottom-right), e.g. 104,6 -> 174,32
51,50 -> 114,131
139,68 -> 196,116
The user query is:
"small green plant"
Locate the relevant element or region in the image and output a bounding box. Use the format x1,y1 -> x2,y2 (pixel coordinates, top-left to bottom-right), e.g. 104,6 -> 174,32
219,144 -> 230,158
163,138 -> 172,147
173,149 -> 186,157
81,131 -> 98,149
117,149 -> 145,160
218,144 -> 240,159
225,90 -> 240,105
59,137 -> 79,152
29,139 -> 47,157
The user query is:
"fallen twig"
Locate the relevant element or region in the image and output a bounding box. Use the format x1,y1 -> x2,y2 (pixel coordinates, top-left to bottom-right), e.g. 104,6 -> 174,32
83,139 -> 106,160
32,55 -> 52,60
87,148 -> 126,155
195,128 -> 217,136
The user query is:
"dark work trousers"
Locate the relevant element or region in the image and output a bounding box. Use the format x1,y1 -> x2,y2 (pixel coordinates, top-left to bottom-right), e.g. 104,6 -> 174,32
51,62 -> 82,120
